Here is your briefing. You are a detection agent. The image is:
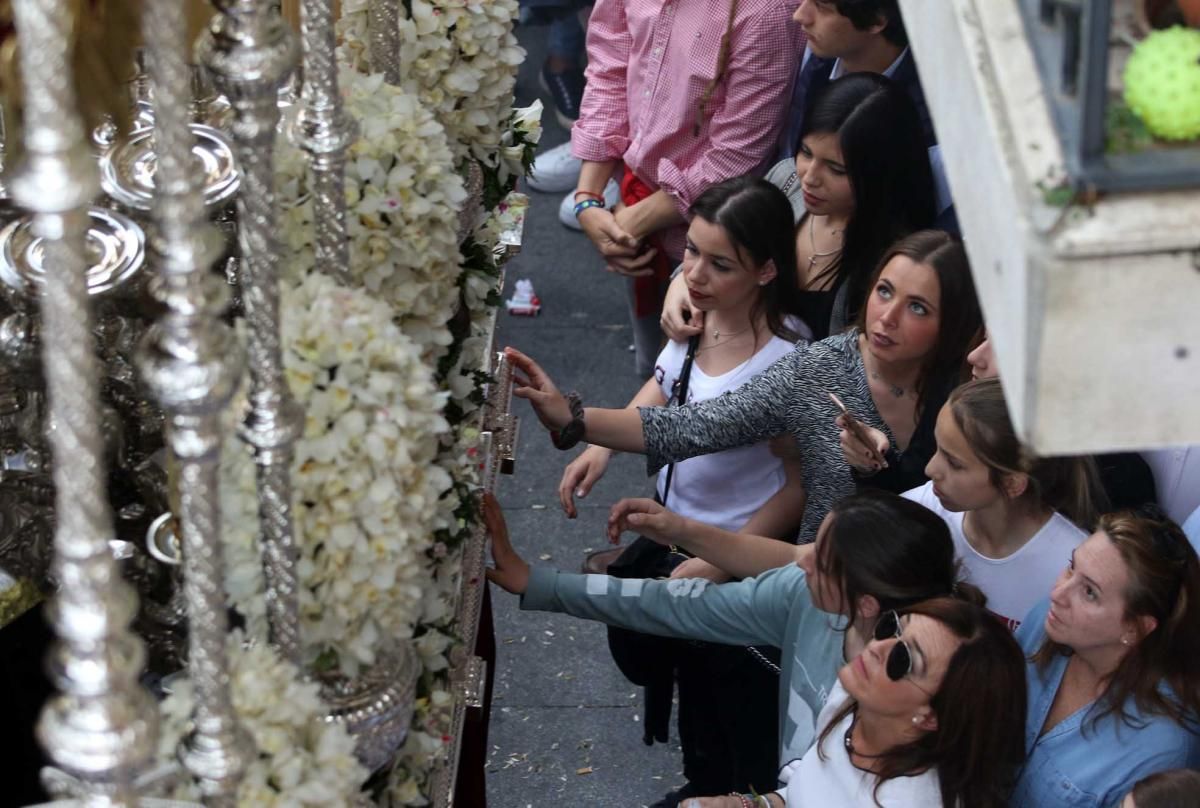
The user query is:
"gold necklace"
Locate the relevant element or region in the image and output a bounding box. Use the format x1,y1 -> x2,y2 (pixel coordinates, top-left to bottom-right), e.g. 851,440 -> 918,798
710,325 -> 752,342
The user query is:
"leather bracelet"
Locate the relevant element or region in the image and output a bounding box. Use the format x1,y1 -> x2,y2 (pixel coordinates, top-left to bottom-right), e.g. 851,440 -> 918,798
573,190 -> 604,201
549,392 -> 585,450
573,198 -> 605,218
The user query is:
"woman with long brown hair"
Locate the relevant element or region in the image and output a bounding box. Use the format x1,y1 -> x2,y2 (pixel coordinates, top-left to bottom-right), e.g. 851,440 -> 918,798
483,489 -> 1023,807
765,598 -> 1026,808
1013,506 -> 1200,806
508,229 -> 983,544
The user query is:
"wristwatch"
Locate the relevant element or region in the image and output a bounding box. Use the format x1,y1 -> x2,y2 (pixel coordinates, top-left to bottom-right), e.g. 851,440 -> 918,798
549,392 -> 585,450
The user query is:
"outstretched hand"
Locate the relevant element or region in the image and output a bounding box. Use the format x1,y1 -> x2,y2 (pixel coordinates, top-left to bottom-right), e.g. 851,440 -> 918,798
482,492 -> 530,595
607,497 -> 689,547
559,446 -> 611,519
505,347 -> 574,432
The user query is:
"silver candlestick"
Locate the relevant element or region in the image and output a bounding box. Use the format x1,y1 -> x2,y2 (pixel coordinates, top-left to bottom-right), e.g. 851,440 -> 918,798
8,0 -> 158,802
292,0 -> 357,283
368,0 -> 402,84
138,0 -> 252,803
198,0 -> 304,663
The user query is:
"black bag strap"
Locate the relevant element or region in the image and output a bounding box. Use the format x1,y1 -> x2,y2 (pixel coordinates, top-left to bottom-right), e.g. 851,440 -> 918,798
661,335 -> 700,507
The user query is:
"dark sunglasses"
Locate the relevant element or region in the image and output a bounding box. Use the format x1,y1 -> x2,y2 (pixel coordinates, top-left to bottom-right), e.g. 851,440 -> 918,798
873,610 -> 933,696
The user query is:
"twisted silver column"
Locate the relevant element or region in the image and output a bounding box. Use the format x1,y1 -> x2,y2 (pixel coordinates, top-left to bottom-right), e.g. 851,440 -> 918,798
368,0 -> 401,84
293,0 -> 356,283
9,0 -> 157,803
137,1 -> 251,803
198,1 -> 304,663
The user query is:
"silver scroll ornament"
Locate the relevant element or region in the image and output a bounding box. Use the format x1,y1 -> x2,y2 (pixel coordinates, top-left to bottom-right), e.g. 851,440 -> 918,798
8,0 -> 158,802
368,0 -> 402,85
292,0 -> 357,284
198,0 -> 305,663
137,0 -> 253,802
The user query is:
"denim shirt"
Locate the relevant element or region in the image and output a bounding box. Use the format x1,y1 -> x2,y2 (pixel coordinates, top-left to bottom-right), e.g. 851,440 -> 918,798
1011,599 -> 1200,807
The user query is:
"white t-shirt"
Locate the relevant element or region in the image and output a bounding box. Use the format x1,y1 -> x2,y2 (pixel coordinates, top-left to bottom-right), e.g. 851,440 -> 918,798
778,681 -> 943,807
654,331 -> 802,531
902,481 -> 1086,630
1143,445 -> 1200,525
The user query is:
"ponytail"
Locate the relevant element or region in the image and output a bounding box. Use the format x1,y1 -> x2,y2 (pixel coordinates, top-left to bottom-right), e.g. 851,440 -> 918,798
1041,454 -> 1108,530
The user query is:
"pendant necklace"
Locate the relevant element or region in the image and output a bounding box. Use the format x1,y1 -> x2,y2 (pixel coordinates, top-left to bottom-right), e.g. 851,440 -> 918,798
870,370 -> 907,399
700,324 -> 753,354
711,325 -> 751,342
807,214 -> 843,270
844,712 -> 888,760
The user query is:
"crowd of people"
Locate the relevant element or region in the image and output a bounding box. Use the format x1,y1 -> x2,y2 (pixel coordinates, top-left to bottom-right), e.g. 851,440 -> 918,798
496,1 -> 1200,806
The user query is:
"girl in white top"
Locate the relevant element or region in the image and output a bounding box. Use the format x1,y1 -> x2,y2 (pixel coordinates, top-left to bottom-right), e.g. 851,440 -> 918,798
557,175 -> 812,801
875,378 -> 1103,630
686,597 -> 1027,808
559,174 -> 813,576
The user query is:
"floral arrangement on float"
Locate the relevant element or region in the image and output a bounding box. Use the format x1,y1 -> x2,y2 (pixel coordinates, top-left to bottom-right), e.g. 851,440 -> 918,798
276,67 -> 467,362
145,0 -> 537,800
158,632 -> 369,806
179,4 -> 539,803
337,0 -> 525,165
383,111 -> 538,807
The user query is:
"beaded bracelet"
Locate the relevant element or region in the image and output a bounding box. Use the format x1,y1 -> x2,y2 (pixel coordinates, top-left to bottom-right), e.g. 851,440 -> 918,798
573,198 -> 605,218
730,794 -> 755,808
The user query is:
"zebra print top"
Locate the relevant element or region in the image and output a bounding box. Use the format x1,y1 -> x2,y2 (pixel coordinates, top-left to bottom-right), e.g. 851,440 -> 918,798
639,329 -> 942,543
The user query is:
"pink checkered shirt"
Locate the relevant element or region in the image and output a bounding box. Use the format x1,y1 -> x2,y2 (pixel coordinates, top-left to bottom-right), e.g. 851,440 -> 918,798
572,0 -> 804,259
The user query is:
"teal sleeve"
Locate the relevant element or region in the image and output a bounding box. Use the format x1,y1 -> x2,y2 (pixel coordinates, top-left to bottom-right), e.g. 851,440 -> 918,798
521,564 -> 802,648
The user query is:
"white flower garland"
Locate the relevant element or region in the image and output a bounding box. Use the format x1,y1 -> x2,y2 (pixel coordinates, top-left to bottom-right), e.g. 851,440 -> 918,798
220,272 -> 451,673
158,632 -> 368,805
382,193 -> 531,804
276,67 -> 466,362
378,90 -> 537,800
337,0 -> 525,166
204,5 -> 532,802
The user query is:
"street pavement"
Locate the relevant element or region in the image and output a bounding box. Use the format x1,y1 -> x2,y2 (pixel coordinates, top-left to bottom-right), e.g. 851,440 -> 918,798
484,21 -> 686,808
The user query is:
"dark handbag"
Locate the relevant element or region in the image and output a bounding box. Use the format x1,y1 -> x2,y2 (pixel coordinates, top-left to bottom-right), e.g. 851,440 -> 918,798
604,335 -> 699,691
603,337 -> 782,744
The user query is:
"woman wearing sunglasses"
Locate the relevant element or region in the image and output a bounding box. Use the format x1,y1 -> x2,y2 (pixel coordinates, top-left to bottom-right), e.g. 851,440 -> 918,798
1011,506 -> 1200,807
754,599 -> 1026,808
482,490 -> 1024,807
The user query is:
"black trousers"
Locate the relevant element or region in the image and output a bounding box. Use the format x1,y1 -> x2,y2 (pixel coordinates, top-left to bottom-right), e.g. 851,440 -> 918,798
675,641 -> 781,796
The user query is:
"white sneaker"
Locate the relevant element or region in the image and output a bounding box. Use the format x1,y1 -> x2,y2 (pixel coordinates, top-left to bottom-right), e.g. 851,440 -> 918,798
558,179 -> 620,231
527,142 -> 582,193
